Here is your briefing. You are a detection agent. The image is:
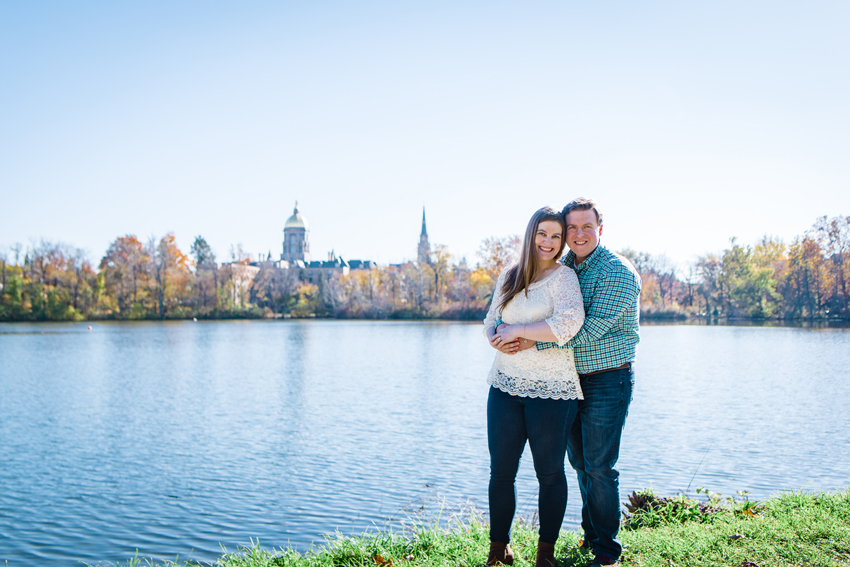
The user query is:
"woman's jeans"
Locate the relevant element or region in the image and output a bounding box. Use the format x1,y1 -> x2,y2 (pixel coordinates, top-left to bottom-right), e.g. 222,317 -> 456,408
568,366 -> 634,560
488,386 -> 578,544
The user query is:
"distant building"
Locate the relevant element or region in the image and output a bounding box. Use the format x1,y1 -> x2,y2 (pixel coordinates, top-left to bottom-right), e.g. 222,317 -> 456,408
418,207 -> 431,264
253,251 -> 284,269
226,201 -> 380,287
282,202 -> 311,264
221,262 -> 260,305
222,202 -> 420,296
304,251 -> 350,284
348,259 -> 377,270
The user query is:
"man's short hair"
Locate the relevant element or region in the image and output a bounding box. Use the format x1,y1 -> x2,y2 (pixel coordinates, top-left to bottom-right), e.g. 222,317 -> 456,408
562,198 -> 603,225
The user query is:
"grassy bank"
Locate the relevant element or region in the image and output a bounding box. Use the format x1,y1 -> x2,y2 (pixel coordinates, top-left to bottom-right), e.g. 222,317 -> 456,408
91,489 -> 850,567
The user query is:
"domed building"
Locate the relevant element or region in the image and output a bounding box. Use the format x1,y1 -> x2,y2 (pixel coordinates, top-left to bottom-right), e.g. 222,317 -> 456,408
282,202 -> 311,264
226,201 -> 424,303
223,201 -> 385,305
266,201 -> 376,284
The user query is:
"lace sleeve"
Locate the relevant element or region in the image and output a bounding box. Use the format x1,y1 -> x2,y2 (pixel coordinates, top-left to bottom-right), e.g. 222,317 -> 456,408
544,267 -> 584,346
483,267 -> 511,336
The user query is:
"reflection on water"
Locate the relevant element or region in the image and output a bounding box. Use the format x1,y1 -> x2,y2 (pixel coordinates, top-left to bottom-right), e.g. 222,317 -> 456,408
0,321 -> 848,566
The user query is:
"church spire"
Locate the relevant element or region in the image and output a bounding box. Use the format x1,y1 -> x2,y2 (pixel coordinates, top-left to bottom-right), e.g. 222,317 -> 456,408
418,207 -> 431,264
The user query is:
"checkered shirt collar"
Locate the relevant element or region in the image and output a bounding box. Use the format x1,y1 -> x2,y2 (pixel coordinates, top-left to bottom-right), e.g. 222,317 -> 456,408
562,244 -> 604,272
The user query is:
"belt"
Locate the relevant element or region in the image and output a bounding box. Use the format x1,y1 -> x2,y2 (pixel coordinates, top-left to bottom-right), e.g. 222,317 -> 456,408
580,362 -> 631,377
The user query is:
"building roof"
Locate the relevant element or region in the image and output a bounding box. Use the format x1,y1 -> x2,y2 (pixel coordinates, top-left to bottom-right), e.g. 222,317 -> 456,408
307,257 -> 349,269
348,259 -> 376,270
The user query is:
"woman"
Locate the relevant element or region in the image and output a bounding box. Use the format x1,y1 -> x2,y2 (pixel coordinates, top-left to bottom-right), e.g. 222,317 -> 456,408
483,206 -> 584,567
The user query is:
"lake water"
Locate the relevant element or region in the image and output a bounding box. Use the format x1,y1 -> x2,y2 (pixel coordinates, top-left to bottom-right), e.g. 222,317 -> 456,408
0,321 -> 848,566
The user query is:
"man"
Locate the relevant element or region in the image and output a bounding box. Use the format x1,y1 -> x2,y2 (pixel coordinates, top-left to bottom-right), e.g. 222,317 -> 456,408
500,198 -> 640,567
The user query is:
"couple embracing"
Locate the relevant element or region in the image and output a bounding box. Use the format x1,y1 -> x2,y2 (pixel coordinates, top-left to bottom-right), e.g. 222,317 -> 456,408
483,198 -> 641,567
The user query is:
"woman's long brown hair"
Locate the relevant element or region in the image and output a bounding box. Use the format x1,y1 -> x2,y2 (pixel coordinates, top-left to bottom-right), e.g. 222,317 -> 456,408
497,206 -> 567,313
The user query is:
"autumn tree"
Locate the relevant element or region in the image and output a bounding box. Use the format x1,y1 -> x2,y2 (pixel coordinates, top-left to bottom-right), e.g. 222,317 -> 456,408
190,236 -> 218,314
0,249 -> 7,292
252,265 -> 297,316
67,248 -> 97,314
400,261 -> 427,311
450,257 -> 473,307
621,249 -> 660,309
717,238 -> 783,318
470,265 -> 494,302
784,234 -> 824,318
290,282 -> 321,317
815,215 -> 850,316
320,270 -> 346,316
0,246 -> 26,321
221,244 -> 254,310
695,253 -> 724,316
478,235 -> 521,279
100,236 -> 150,317
149,233 -> 191,319
431,244 -> 452,303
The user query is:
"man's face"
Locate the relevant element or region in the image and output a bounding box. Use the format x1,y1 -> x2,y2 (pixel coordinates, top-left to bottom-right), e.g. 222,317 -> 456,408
565,208 -> 602,262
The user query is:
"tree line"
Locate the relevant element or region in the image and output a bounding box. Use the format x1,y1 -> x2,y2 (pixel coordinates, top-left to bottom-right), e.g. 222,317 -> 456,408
1,214 -> 848,322
623,215 -> 849,321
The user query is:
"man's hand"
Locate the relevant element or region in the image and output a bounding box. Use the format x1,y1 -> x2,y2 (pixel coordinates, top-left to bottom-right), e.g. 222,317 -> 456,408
515,338 -> 537,352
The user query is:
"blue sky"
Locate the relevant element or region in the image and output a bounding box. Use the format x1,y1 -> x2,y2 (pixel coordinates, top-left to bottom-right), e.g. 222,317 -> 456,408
2,1 -> 848,268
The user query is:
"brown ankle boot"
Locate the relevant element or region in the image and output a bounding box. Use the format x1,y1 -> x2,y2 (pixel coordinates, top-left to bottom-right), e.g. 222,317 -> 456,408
535,540 -> 556,567
486,541 -> 515,566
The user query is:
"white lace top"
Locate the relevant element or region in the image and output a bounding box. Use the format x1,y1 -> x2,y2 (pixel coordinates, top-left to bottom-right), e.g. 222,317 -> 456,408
483,264 -> 585,400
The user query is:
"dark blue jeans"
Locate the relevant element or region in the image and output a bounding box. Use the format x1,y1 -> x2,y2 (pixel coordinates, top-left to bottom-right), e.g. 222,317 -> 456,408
488,386 -> 578,544
568,366 -> 634,560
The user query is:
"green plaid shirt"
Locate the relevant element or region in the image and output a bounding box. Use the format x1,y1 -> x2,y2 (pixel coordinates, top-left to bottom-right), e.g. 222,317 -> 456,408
536,245 -> 641,374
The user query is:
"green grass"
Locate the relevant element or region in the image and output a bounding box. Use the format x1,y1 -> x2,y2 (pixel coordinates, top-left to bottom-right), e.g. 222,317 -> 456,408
620,489 -> 850,567
87,489 -> 850,567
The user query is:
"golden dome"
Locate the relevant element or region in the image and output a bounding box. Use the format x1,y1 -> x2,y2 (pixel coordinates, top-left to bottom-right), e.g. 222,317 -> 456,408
284,202 -> 308,230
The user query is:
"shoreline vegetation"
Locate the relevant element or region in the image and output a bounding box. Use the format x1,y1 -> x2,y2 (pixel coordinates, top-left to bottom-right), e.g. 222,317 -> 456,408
2,214 -> 849,324
86,488 -> 850,567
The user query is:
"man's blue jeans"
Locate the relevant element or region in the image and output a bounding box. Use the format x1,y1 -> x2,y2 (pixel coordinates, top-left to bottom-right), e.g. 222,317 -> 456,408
488,386 -> 578,544
568,366 -> 634,560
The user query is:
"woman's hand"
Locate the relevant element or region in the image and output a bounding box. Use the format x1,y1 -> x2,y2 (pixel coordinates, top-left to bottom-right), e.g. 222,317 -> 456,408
489,327 -> 520,354
493,323 -> 537,354
495,323 -> 524,344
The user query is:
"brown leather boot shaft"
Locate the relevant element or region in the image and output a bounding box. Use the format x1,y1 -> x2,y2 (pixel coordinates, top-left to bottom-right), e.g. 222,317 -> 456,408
535,540 -> 556,567
486,541 -> 515,566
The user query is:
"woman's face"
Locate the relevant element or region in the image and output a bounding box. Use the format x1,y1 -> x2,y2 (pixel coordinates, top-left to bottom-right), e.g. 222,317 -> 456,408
534,220 -> 563,263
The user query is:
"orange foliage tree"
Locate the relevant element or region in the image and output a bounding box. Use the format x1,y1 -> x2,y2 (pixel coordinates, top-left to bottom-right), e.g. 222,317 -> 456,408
100,236 -> 151,317
149,233 -> 192,319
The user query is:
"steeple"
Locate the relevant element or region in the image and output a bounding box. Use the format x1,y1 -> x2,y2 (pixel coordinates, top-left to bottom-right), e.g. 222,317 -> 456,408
421,207 -> 428,237
418,206 -> 431,264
